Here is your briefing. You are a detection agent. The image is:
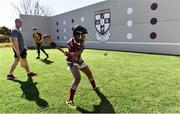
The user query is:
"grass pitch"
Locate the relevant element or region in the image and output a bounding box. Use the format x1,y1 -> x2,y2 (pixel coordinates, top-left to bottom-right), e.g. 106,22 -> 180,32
0,48 -> 180,113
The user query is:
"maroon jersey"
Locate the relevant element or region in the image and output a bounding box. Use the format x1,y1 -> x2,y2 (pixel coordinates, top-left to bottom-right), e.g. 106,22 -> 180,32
67,38 -> 85,62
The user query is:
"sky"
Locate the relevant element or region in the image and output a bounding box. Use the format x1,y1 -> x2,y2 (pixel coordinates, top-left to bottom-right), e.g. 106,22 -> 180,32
0,0 -> 105,29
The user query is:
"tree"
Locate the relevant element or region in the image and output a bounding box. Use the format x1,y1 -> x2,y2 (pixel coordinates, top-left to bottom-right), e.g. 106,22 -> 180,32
0,26 -> 11,36
11,0 -> 54,16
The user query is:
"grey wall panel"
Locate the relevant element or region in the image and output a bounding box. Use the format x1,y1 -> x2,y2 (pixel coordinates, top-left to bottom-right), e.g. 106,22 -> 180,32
21,15 -> 50,31
107,20 -> 180,43
85,42 -> 180,55
57,40 -> 180,55
50,2 -> 105,42
106,0 -> 180,25
20,15 -> 50,47
21,0 -> 180,55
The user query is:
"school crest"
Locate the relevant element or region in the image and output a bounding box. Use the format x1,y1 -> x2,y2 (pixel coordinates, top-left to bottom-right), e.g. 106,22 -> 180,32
95,10 -> 111,43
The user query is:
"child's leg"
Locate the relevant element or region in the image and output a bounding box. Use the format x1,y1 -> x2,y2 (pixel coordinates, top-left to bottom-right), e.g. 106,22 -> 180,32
80,66 -> 96,89
40,45 -> 48,57
68,65 -> 81,102
37,43 -> 41,58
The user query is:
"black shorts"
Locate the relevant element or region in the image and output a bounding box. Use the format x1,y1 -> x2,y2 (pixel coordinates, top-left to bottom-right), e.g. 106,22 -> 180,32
13,49 -> 27,58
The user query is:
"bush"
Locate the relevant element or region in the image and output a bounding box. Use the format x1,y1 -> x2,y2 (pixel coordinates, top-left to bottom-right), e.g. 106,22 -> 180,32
0,43 -> 12,47
0,26 -> 11,36
0,35 -> 10,43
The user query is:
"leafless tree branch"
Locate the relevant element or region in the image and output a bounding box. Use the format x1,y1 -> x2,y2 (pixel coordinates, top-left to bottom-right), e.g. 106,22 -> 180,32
11,0 -> 53,16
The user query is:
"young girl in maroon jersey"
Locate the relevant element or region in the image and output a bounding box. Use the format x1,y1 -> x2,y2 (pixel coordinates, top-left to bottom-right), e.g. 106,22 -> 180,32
66,25 -> 97,109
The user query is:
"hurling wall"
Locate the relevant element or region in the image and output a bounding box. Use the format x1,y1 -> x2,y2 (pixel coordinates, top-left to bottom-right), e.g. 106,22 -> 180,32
50,0 -> 180,55
22,0 -> 180,55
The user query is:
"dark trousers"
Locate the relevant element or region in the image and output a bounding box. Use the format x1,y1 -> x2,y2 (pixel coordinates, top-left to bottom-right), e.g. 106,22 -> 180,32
36,43 -> 48,57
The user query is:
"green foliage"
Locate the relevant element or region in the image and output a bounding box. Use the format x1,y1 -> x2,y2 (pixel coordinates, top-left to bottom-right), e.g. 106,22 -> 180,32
0,43 -> 12,47
0,26 -> 11,36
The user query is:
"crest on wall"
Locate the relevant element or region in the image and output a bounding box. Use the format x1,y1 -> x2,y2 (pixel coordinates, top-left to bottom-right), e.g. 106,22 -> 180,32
95,9 -> 111,43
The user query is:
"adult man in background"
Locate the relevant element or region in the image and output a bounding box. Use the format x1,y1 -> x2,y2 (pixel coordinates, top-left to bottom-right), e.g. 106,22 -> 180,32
7,19 -> 37,80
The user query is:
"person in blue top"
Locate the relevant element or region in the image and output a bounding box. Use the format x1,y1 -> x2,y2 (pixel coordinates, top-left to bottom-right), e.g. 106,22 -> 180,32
7,19 -> 37,80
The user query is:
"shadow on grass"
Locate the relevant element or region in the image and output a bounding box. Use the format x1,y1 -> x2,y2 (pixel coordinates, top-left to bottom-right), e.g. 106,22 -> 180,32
12,77 -> 49,109
77,89 -> 115,113
40,58 -> 54,65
